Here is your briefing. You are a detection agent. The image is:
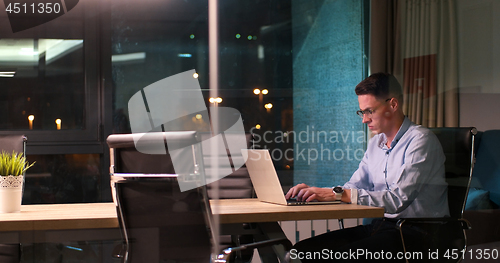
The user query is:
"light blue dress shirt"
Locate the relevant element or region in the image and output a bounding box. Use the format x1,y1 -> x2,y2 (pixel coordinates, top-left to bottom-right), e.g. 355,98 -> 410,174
343,117 -> 449,218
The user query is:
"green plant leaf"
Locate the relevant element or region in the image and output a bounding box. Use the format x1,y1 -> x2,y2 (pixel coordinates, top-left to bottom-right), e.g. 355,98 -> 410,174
0,151 -> 35,176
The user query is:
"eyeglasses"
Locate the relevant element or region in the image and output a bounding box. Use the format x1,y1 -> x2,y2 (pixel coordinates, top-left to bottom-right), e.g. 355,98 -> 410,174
356,98 -> 391,118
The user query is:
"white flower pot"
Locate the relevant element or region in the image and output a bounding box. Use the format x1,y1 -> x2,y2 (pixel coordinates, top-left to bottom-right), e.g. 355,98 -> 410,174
0,175 -> 24,213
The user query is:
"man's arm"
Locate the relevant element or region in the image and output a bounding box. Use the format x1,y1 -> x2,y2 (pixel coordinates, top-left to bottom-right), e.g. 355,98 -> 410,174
284,140 -> 373,203
348,131 -> 445,215
343,143 -> 372,203
285,184 -> 352,202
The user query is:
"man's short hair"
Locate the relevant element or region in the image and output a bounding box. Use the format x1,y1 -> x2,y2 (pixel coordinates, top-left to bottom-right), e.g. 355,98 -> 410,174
355,73 -> 403,103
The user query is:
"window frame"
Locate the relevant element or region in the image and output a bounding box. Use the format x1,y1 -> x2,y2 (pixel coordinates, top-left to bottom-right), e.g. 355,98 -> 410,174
0,1 -> 103,155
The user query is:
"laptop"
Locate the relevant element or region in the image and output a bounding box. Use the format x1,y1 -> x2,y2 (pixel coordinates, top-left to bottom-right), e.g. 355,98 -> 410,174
241,149 -> 341,206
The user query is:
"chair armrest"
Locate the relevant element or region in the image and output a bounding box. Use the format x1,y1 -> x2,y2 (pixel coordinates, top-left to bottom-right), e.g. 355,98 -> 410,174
396,217 -> 471,230
216,237 -> 292,263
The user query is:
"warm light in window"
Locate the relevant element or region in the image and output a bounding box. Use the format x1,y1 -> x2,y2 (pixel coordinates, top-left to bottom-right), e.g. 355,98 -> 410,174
209,97 -> 222,104
55,119 -> 61,130
28,115 -> 34,130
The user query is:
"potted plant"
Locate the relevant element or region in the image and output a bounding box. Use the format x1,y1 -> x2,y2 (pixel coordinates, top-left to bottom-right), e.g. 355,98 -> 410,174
0,151 -> 34,213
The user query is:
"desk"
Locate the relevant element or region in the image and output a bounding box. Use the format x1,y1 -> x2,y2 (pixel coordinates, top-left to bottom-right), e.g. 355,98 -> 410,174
210,199 -> 384,262
0,200 -> 383,232
0,203 -> 120,243
0,200 -> 383,261
0,203 -> 118,232
210,198 -> 384,223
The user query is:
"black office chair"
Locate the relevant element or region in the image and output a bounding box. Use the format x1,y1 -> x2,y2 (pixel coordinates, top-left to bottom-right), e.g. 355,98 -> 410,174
111,174 -> 213,262
204,133 -> 255,199
0,135 -> 27,263
203,132 -> 256,263
107,132 -> 292,263
396,127 -> 477,263
0,135 -> 27,157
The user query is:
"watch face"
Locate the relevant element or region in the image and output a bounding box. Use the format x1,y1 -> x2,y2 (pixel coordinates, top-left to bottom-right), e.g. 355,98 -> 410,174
333,186 -> 343,193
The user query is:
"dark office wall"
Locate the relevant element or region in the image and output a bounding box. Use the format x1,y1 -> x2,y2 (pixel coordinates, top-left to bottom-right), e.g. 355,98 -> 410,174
292,0 -> 368,187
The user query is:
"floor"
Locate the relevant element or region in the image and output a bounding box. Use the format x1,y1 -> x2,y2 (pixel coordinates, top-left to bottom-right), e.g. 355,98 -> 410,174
20,241 -> 121,263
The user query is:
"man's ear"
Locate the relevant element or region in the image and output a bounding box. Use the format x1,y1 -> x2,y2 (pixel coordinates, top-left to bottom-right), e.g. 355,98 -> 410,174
390,97 -> 400,111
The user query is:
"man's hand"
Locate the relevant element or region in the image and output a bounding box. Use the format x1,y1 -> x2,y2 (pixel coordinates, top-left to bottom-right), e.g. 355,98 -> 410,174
285,183 -> 310,200
285,183 -> 336,202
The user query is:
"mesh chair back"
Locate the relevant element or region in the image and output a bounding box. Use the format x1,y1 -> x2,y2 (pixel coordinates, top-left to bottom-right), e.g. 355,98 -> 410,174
202,133 -> 255,261
470,130 -> 500,207
430,127 -> 477,219
111,175 -> 213,263
203,133 -> 255,199
107,131 -> 199,175
107,132 -> 216,263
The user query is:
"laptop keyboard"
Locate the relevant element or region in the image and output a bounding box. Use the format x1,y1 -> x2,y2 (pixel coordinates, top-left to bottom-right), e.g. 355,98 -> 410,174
287,198 -> 319,205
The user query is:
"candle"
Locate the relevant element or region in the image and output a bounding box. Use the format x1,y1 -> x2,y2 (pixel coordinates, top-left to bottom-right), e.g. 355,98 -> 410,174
55,119 -> 61,130
28,115 -> 34,130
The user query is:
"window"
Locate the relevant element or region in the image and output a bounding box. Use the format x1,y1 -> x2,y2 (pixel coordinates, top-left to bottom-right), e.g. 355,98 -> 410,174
0,0 -> 100,149
0,1 -> 104,205
0,38 -> 85,131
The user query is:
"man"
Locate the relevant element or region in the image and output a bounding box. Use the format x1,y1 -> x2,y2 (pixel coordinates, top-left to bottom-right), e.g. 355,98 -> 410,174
285,73 -> 449,262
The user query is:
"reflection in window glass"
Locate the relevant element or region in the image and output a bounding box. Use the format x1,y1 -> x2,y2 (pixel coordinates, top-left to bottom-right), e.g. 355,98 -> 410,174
110,0 -> 366,190
111,0 -> 210,134
0,39 -> 85,130
24,154 -> 101,204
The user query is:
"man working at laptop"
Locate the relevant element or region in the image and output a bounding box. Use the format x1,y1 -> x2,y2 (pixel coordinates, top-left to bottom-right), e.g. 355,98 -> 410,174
285,73 -> 448,262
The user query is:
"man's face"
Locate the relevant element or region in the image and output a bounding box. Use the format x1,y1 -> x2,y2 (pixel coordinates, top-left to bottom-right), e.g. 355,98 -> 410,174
357,94 -> 391,135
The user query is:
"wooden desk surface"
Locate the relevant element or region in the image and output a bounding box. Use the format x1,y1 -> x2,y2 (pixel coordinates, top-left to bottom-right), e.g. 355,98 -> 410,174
211,199 -> 384,224
0,203 -> 118,232
0,199 -> 384,232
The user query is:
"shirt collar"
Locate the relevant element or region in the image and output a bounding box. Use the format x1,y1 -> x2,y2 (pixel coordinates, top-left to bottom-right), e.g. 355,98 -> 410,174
378,117 -> 412,149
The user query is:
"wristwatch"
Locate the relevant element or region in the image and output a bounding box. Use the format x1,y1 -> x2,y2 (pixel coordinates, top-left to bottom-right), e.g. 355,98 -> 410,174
332,186 -> 344,200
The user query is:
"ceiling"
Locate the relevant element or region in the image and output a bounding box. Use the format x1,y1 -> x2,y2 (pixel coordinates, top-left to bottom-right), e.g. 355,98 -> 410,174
0,38 -> 83,67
